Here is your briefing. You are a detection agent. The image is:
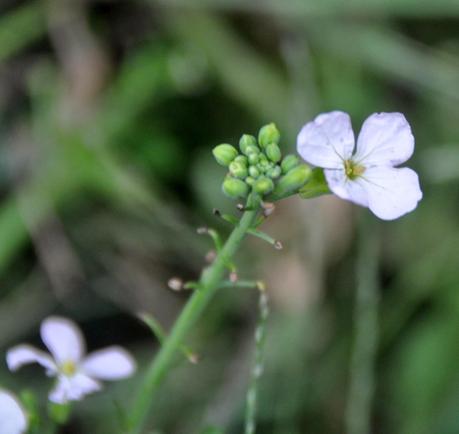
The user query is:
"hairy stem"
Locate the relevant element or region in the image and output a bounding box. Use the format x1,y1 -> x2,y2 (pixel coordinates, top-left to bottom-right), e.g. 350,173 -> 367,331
129,195 -> 261,434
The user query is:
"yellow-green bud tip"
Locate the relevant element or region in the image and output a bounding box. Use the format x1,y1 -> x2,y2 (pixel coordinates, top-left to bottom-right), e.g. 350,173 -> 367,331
212,144 -> 238,166
281,154 -> 300,174
273,164 -> 312,197
265,143 -> 282,163
222,176 -> 249,199
258,123 -> 280,148
229,161 -> 248,179
253,176 -> 274,195
239,134 -> 257,154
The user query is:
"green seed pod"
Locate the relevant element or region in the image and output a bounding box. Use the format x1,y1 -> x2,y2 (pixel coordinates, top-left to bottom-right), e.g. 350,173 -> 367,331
212,144 -> 238,166
253,176 -> 274,195
239,134 -> 257,154
249,166 -> 260,178
222,176 -> 249,199
234,155 -> 248,166
265,143 -> 282,163
248,153 -> 259,165
272,164 -> 312,198
258,123 -> 280,148
245,176 -> 255,186
267,165 -> 282,179
281,154 -> 300,174
229,161 -> 248,179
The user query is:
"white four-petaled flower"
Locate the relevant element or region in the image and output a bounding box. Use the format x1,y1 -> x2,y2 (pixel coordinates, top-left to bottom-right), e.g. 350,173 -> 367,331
297,111 -> 422,220
0,389 -> 28,434
7,316 -> 136,404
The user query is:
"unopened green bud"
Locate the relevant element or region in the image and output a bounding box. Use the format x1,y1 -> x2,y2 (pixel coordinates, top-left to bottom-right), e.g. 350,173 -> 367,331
212,144 -> 238,166
244,145 -> 260,156
253,176 -> 274,195
229,161 -> 248,179
259,160 -> 270,170
258,154 -> 268,164
265,143 -> 282,163
281,154 -> 300,173
267,165 -> 282,179
222,176 -> 249,199
248,153 -> 259,165
249,166 -> 260,178
258,123 -> 280,148
239,134 -> 257,154
245,176 -> 255,186
272,164 -> 312,198
234,155 -> 248,165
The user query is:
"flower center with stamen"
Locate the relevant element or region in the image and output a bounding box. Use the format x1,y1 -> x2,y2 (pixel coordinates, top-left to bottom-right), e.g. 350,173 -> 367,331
344,159 -> 366,180
61,360 -> 77,376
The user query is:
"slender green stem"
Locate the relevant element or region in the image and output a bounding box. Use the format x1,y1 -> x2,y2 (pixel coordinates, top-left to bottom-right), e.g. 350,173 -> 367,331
245,289 -> 269,434
138,312 -> 198,364
345,219 -> 380,434
128,195 -> 261,434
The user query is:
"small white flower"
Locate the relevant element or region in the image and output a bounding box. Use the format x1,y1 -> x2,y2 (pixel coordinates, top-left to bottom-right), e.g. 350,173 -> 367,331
0,389 -> 28,434
297,111 -> 423,220
7,316 -> 136,404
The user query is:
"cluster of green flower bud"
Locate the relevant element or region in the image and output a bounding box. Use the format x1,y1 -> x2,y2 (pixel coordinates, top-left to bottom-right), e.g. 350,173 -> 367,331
212,123 -> 312,200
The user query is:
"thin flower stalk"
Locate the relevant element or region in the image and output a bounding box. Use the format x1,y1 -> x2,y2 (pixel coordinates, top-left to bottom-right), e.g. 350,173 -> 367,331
128,194 -> 262,434
245,288 -> 269,434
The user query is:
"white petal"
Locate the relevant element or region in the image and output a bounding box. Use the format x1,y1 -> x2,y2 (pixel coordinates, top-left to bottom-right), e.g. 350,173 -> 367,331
0,390 -> 28,434
354,112 -> 414,167
297,111 -> 355,169
41,317 -> 86,365
363,166 -> 423,220
49,373 -> 102,404
324,168 -> 369,207
6,344 -> 57,374
82,346 -> 136,380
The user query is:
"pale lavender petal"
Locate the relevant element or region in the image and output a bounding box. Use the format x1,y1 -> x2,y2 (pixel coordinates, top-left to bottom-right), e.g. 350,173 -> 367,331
363,166 -> 423,220
354,112 -> 414,167
297,111 -> 355,169
82,346 -> 136,380
41,317 -> 86,365
0,390 -> 28,434
49,373 -> 102,403
324,168 -> 369,207
6,344 -> 57,374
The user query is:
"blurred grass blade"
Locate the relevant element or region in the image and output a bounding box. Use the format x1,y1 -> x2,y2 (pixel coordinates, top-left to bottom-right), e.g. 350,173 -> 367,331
307,22 -> 459,102
346,219 -> 380,434
153,0 -> 459,17
0,2 -> 45,62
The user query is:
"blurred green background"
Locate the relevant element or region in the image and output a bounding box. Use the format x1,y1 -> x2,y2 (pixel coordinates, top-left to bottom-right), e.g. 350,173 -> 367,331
0,1 -> 458,433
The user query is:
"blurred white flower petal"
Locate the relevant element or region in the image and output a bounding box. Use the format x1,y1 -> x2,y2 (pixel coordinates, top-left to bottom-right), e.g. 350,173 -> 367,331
0,389 -> 28,434
81,346 -> 136,380
41,317 -> 85,365
7,316 -> 136,404
7,344 -> 56,374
